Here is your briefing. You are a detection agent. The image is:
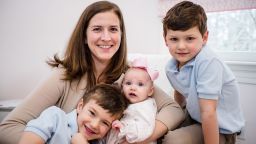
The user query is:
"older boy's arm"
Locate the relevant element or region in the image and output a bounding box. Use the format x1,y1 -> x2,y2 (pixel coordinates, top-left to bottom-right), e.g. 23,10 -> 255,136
19,131 -> 44,144
199,98 -> 219,144
174,90 -> 186,108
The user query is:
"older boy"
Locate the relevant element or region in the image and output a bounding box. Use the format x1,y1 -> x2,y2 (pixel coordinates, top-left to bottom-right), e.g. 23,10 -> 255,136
19,84 -> 128,144
163,1 -> 245,144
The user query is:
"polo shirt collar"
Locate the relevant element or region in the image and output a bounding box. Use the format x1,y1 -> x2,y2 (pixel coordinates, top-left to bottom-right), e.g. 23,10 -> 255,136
169,58 -> 195,73
67,109 -> 78,136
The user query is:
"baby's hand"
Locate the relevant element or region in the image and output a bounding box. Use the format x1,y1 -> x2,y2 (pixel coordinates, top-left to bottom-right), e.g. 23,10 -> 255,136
112,120 -> 123,131
71,133 -> 89,144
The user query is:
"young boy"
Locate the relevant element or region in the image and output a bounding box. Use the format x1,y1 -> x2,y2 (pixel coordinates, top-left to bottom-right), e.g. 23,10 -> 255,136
106,57 -> 159,144
18,84 -> 128,144
163,1 -> 245,144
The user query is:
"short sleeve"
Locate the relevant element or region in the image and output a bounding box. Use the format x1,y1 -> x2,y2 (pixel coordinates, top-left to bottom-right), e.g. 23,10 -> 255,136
196,59 -> 223,100
24,106 -> 65,142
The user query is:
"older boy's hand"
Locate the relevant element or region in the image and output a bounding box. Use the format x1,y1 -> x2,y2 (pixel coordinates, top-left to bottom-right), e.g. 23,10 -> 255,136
71,133 -> 89,144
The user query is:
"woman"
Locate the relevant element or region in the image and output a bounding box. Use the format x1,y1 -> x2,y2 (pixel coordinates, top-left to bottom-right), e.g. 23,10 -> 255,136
0,1 -> 184,144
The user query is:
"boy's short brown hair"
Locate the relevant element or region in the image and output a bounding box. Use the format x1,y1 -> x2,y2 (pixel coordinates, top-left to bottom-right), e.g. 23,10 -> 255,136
163,1 -> 207,37
82,84 -> 128,119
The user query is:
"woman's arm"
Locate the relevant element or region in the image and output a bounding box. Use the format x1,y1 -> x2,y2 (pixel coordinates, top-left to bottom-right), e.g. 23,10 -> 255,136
137,120 -> 168,143
0,68 -> 65,144
174,90 -> 186,108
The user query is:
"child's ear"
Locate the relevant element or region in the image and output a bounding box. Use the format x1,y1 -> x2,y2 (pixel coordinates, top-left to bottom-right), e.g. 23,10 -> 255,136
202,31 -> 209,45
163,33 -> 168,47
76,99 -> 84,113
148,86 -> 154,97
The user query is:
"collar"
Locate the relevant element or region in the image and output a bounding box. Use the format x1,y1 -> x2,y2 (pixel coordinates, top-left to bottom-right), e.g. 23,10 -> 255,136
169,58 -> 195,73
67,109 -> 78,136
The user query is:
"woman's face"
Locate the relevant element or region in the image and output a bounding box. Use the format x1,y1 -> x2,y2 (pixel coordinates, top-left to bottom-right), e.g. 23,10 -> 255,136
86,11 -> 121,64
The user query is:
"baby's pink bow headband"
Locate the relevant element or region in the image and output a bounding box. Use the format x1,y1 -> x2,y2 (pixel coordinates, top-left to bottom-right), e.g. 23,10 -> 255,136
131,57 -> 159,81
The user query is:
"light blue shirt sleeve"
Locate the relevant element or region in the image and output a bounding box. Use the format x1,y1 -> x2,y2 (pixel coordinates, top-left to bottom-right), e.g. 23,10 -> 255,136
24,106 -> 66,142
196,58 -> 223,100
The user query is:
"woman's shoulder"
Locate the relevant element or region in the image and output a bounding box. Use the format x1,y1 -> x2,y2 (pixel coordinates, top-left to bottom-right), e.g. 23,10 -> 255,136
48,65 -> 66,80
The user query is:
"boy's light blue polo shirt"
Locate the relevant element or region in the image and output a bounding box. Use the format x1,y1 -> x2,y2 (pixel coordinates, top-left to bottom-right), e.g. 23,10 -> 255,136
165,46 -> 245,134
25,106 -> 78,144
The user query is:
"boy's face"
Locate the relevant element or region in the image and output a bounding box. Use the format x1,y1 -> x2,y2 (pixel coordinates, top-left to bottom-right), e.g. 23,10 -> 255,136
164,26 -> 208,67
76,99 -> 118,141
122,68 -> 154,104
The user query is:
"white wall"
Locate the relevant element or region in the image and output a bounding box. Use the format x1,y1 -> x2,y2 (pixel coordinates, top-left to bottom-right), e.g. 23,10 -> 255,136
237,83 -> 256,144
227,62 -> 256,144
0,0 -> 167,101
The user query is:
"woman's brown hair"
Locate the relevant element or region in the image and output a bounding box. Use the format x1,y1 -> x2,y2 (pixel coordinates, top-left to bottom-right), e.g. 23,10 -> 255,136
47,1 -> 128,91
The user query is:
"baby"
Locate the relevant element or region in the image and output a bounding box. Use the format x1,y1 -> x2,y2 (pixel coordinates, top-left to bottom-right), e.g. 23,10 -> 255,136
106,57 -> 159,144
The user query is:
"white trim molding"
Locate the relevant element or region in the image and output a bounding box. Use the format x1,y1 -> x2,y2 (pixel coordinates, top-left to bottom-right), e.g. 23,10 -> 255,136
226,61 -> 256,85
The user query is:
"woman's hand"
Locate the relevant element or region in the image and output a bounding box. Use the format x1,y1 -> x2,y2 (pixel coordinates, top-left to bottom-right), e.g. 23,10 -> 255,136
71,133 -> 89,144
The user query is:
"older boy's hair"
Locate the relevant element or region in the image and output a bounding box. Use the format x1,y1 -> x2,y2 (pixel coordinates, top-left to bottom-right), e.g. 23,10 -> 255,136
163,1 -> 207,36
82,84 -> 128,118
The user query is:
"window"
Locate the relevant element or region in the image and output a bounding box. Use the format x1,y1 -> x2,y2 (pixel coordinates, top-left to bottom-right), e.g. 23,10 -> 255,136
207,9 -> 256,62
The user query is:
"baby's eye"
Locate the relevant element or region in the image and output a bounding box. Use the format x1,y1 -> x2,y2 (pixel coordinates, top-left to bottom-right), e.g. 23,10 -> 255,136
138,82 -> 144,86
124,81 -> 132,85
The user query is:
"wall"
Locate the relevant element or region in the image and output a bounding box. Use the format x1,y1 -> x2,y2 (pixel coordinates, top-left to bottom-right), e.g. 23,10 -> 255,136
0,0 -> 166,101
227,62 -> 256,144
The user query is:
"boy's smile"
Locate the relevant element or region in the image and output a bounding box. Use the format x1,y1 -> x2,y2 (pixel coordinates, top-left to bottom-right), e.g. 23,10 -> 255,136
76,99 -> 117,140
165,26 -> 208,68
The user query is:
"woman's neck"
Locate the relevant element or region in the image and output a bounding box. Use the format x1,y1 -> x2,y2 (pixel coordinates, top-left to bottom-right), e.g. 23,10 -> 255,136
93,59 -> 110,80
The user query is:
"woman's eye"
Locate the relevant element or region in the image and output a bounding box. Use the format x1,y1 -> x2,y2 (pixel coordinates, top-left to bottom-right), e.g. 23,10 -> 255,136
92,27 -> 101,32
110,27 -> 119,33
